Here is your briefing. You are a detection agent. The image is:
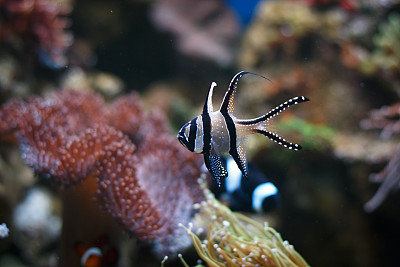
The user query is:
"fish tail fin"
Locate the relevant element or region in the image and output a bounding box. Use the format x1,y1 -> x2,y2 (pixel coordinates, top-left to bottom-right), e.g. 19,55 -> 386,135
255,129 -> 302,150
237,96 -> 309,150
237,96 -> 309,126
263,96 -> 309,121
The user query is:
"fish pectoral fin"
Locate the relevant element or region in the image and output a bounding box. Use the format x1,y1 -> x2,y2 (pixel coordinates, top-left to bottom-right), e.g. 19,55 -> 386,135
256,129 -> 302,150
229,143 -> 248,180
204,153 -> 228,187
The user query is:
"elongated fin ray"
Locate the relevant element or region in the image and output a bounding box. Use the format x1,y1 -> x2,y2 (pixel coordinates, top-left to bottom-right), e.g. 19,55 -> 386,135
220,71 -> 272,115
237,96 -> 309,126
204,153 -> 228,187
203,82 -> 217,114
256,129 -> 302,150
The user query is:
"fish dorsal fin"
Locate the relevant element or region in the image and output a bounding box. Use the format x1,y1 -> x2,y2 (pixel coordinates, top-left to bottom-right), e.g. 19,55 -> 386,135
203,82 -> 217,114
220,71 -> 272,115
220,71 -> 245,115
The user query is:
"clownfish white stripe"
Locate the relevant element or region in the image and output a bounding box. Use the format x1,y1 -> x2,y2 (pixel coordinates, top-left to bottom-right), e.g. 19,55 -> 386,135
81,247 -> 102,266
252,182 -> 278,213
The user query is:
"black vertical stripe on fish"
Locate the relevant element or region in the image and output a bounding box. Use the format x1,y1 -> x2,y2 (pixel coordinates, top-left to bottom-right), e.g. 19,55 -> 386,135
237,96 -> 309,126
255,129 -> 302,150
221,110 -> 248,179
219,72 -> 246,177
219,71 -> 270,180
201,113 -> 211,154
187,118 -> 197,151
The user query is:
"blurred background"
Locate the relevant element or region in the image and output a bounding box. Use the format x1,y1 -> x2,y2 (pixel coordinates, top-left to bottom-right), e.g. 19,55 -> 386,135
0,0 -> 400,266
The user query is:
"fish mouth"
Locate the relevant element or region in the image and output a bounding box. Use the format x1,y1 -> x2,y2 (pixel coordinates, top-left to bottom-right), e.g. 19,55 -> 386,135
177,134 -> 186,148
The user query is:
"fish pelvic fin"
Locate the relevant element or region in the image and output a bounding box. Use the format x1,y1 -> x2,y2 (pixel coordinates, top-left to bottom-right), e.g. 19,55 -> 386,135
204,153 -> 228,187
220,71 -> 272,115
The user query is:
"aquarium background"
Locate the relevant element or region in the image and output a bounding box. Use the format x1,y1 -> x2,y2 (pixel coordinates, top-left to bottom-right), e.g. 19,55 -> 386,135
0,0 -> 400,266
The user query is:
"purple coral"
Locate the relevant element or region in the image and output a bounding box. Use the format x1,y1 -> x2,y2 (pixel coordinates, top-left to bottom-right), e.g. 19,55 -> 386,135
364,144 -> 400,212
361,102 -> 400,211
0,89 -> 204,257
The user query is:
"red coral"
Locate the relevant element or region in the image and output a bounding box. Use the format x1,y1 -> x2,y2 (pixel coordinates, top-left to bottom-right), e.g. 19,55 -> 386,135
104,93 -> 144,137
96,134 -> 203,256
0,89 -> 204,257
0,0 -> 73,67
0,90 -> 108,185
134,135 -> 203,255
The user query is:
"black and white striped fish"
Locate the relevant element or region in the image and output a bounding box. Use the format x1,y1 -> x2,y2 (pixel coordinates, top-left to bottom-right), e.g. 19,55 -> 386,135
177,71 -> 309,186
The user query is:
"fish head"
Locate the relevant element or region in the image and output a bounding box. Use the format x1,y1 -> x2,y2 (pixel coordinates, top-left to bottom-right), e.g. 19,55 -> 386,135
177,121 -> 191,150
177,116 -> 204,153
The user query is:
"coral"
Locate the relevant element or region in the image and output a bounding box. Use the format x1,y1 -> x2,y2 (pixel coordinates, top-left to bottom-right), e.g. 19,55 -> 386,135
364,144 -> 400,212
299,0 -> 357,11
13,187 -> 61,239
0,90 -> 116,185
150,0 -> 240,67
239,1 -> 319,67
333,132 -> 398,162
0,89 -> 204,257
361,13 -> 400,75
12,187 -> 61,261
0,222 -> 9,238
97,135 -> 203,256
180,176 -> 309,267
239,0 -> 382,69
360,102 -> 400,211
0,0 -> 73,67
360,102 -> 400,139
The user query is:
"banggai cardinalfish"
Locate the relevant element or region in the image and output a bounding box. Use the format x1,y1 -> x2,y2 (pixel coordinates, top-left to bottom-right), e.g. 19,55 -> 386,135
177,71 -> 309,186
